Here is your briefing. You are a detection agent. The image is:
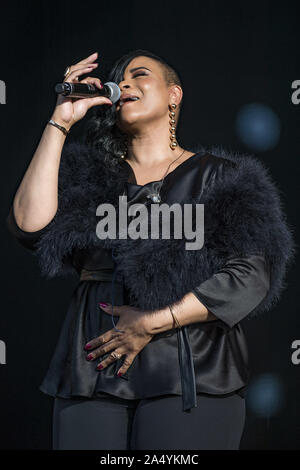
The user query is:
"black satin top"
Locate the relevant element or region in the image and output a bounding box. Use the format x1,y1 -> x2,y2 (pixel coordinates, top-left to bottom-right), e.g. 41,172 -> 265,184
6,151 -> 270,406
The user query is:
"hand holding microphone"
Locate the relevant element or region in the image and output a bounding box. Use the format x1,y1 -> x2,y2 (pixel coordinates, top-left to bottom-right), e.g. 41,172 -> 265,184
50,52 -> 118,133
54,81 -> 120,101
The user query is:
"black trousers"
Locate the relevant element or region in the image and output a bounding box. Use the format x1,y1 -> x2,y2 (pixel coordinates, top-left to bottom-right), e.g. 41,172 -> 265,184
52,391 -> 246,450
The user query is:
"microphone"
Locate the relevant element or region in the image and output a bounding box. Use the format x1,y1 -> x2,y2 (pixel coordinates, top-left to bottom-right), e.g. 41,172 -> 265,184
54,81 -> 121,103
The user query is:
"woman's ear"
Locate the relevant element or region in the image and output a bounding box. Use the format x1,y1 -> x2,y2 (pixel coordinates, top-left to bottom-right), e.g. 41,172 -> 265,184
169,84 -> 183,108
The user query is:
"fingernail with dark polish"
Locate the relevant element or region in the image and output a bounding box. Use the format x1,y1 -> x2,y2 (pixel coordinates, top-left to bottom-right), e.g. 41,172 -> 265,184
87,354 -> 94,360
84,344 -> 92,350
117,372 -> 122,377
97,364 -> 103,370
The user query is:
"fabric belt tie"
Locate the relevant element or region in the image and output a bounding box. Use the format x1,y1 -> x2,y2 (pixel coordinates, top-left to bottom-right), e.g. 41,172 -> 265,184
79,258 -> 197,412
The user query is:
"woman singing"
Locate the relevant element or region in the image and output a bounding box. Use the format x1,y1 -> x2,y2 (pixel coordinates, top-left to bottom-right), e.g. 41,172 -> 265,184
6,49 -> 295,450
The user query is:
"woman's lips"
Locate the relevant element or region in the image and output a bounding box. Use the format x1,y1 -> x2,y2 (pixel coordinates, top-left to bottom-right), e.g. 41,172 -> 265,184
121,100 -> 139,106
117,98 -> 140,111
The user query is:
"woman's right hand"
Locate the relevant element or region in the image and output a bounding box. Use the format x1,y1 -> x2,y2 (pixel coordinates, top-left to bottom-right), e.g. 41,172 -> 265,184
50,51 -> 113,131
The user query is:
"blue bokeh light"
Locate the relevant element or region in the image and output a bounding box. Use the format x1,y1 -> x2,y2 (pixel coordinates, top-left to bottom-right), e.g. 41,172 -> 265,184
235,103 -> 281,151
246,373 -> 285,417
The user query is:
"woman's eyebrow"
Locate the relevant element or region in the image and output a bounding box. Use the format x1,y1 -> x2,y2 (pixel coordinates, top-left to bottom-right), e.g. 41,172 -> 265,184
129,66 -> 151,73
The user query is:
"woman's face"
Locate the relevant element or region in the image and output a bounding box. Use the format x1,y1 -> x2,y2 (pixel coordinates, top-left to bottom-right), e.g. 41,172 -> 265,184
115,56 -> 180,134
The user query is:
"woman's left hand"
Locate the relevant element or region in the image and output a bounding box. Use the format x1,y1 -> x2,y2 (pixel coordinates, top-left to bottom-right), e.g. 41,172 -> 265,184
84,303 -> 155,377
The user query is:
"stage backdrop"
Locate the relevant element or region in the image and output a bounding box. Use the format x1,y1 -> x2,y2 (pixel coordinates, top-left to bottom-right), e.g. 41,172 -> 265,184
0,1 -> 299,450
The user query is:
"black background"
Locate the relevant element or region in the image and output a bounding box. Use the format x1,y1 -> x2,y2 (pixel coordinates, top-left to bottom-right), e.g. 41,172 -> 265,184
0,0 -> 299,449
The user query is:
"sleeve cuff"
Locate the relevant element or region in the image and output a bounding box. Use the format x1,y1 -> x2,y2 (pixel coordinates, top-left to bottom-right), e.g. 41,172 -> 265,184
6,205 -> 52,251
191,254 -> 270,328
191,288 -> 235,330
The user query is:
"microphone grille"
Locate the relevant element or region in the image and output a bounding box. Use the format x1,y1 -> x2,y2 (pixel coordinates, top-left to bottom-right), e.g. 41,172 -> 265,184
104,82 -> 121,104
54,83 -> 66,94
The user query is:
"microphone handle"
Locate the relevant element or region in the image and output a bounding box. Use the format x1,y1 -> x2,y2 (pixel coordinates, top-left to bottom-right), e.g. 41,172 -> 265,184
54,82 -> 110,98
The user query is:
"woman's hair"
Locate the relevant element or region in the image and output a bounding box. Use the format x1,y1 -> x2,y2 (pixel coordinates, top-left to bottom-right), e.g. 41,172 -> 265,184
84,49 -> 183,168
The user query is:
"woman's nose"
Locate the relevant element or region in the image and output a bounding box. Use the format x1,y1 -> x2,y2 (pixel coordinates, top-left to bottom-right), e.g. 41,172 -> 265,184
119,83 -> 131,90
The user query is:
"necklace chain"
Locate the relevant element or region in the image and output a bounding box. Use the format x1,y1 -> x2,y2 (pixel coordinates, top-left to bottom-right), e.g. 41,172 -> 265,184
123,149 -> 186,203
157,148 -> 186,190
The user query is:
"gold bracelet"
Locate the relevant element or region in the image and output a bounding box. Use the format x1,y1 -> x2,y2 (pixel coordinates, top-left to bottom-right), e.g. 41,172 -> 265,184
48,119 -> 69,136
169,305 -> 182,329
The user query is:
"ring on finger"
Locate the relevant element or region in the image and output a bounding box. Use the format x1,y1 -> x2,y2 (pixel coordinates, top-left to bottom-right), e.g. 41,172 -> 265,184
110,351 -> 122,360
64,66 -> 71,77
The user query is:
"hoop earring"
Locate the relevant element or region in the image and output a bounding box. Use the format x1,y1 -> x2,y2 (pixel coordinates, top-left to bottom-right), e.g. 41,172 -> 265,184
169,103 -> 177,150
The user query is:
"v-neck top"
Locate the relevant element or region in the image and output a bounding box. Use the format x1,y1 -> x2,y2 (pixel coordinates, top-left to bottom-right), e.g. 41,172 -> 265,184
6,151 -> 270,405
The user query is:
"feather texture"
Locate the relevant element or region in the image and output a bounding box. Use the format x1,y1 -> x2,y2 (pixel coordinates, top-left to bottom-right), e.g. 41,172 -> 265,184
34,140 -> 296,321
